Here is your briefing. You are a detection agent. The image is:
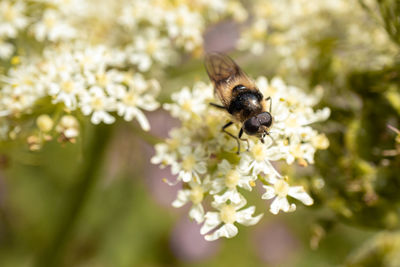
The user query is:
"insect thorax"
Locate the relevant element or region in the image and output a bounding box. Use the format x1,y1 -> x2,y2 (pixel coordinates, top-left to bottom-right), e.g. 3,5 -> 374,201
228,90 -> 264,121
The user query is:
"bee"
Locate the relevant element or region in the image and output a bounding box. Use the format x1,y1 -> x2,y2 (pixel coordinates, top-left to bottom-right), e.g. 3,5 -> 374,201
204,53 -> 273,154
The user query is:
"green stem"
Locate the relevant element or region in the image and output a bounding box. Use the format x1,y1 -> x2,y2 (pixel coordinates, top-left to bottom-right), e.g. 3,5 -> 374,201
35,124 -> 113,267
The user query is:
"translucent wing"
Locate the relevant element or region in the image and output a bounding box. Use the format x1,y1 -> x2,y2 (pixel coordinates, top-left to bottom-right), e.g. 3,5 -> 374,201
204,53 -> 243,84
204,53 -> 255,107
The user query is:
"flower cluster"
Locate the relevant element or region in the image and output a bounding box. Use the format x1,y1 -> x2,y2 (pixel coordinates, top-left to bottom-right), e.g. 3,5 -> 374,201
0,0 -> 28,59
0,44 -> 160,146
0,0 -> 247,148
152,77 -> 330,241
118,0 -> 247,70
238,0 -> 399,75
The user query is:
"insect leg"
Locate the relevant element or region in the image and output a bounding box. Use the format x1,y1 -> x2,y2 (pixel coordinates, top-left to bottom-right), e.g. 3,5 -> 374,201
222,121 -> 241,154
264,131 -> 276,145
238,128 -> 249,151
266,96 -> 272,113
210,103 -> 226,110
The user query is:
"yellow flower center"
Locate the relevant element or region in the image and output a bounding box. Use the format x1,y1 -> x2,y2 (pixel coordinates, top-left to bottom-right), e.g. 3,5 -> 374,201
182,100 -> 192,112
182,155 -> 195,171
220,204 -> 237,224
252,26 -> 265,39
251,143 -> 265,162
176,15 -> 186,26
3,5 -> 16,22
166,138 -> 180,150
91,97 -> 104,110
97,73 -> 108,87
189,186 -> 204,204
123,93 -> 137,106
291,144 -> 303,158
61,81 -> 74,93
146,40 -> 158,55
274,179 -> 289,198
225,170 -> 239,189
287,117 -> 298,128
11,56 -> 20,65
44,15 -> 56,28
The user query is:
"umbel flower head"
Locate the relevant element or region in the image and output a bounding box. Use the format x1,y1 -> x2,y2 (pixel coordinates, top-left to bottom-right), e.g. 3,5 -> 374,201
152,77 -> 330,241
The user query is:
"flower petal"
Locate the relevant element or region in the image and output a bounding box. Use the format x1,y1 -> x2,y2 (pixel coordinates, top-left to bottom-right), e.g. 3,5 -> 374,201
288,186 -> 314,205
200,212 -> 221,235
205,223 -> 238,241
236,206 -> 263,226
189,204 -> 205,223
261,185 -> 275,200
135,109 -> 150,131
270,196 -> 291,214
172,189 -> 190,208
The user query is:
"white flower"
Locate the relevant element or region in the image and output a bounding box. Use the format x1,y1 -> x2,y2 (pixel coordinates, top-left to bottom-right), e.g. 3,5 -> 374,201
151,143 -> 176,167
241,142 -> 287,176
0,65 -> 46,115
0,1 -> 28,38
255,76 -> 331,165
127,28 -> 173,71
210,159 -> 256,203
1,43 -> 160,130
172,178 -> 211,223
118,1 -> 163,29
0,39 -> 14,59
164,82 -> 213,121
153,77 -> 328,240
171,146 -> 207,183
164,6 -> 204,51
113,74 -> 160,131
31,9 -> 77,42
79,86 -> 116,125
238,18 -> 268,55
47,68 -> 85,110
262,176 -> 313,215
200,194 -> 263,241
56,115 -> 79,139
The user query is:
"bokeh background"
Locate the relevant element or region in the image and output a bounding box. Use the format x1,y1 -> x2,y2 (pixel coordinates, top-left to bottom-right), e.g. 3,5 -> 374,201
1,0 -> 400,266
0,111 -> 373,267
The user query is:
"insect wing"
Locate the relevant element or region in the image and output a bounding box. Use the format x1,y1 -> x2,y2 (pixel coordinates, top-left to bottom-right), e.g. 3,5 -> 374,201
204,53 -> 253,107
205,53 -> 242,84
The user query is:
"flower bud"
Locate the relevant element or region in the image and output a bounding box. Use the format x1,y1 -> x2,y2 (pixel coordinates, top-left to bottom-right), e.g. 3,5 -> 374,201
36,115 -> 53,132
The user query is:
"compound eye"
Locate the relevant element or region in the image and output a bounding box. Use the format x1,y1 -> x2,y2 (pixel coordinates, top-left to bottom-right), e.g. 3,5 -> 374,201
244,117 -> 260,135
257,112 -> 272,128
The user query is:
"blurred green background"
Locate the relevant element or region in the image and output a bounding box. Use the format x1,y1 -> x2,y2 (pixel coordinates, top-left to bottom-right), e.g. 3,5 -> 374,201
0,118 -> 374,267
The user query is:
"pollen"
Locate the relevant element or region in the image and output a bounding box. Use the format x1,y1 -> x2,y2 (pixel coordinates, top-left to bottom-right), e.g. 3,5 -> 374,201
298,158 -> 308,167
11,56 -> 20,65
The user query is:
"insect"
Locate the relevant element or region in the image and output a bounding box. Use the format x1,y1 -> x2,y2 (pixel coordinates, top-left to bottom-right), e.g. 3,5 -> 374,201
204,52 -> 273,154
